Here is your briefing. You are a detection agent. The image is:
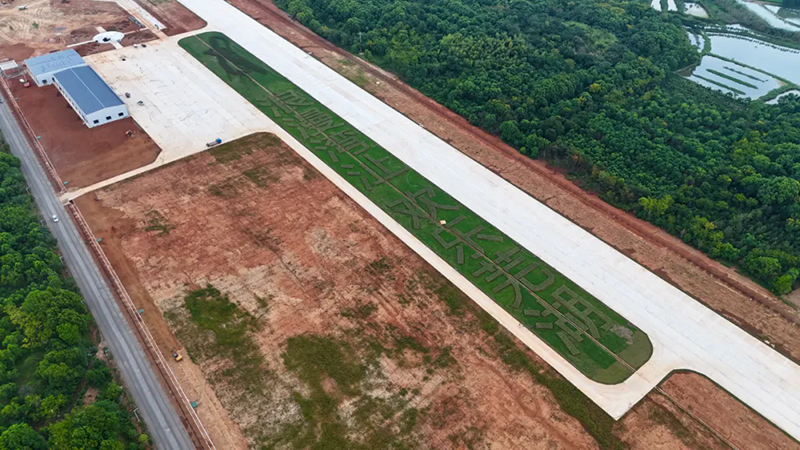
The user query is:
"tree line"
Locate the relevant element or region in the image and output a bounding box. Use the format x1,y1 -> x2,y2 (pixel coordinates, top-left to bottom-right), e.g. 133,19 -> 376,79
0,138 -> 146,449
277,0 -> 800,295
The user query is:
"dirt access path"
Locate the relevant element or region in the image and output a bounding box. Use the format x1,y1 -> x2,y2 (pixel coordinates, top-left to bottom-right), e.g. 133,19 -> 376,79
76,133 -> 745,450
223,0 -> 800,366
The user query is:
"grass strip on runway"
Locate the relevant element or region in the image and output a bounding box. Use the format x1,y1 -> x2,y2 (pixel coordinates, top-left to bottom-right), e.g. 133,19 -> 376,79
179,32 -> 652,383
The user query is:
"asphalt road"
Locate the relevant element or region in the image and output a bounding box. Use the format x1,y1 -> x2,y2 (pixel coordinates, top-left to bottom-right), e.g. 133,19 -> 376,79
0,101 -> 194,450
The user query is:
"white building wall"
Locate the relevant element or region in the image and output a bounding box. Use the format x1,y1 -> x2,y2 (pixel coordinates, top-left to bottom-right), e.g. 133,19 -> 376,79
32,64 -> 87,87
85,104 -> 129,128
33,71 -> 57,87
52,78 -> 129,128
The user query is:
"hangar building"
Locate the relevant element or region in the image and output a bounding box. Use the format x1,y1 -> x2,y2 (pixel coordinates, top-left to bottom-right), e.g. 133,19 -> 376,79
24,50 -> 129,128
24,49 -> 86,86
53,66 -> 129,128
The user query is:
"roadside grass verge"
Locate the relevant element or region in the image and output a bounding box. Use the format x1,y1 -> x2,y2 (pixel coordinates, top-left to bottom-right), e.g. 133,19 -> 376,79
178,31 -> 653,384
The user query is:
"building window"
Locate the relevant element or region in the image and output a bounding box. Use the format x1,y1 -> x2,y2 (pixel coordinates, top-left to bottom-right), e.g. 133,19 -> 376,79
106,116 -> 111,121
118,112 -> 124,117
93,120 -> 99,124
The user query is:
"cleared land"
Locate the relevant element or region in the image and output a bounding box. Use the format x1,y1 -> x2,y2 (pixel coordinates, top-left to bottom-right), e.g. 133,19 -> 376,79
210,2 -> 800,436
226,0 -> 800,370
178,32 -> 653,384
77,132 -> 744,449
132,0 -> 206,36
166,0 -> 800,432
7,80 -> 160,188
0,0 -> 137,59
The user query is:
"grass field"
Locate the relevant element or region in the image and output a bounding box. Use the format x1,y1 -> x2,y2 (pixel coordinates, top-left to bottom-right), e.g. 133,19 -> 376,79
178,32 -> 653,383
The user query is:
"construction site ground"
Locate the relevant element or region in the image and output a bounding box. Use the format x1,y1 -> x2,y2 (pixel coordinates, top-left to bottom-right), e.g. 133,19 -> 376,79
0,0 -> 204,62
0,0 -> 134,59
3,0 -> 794,447
130,0 -> 205,36
74,132 -> 795,450
224,0 -> 800,368
120,29 -> 157,47
7,79 -> 160,188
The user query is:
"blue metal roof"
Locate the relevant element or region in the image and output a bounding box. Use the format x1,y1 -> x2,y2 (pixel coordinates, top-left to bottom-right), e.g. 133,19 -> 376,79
24,49 -> 85,76
54,66 -> 124,115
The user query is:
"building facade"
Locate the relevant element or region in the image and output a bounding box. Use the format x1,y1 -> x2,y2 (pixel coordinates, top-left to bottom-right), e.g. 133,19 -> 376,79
52,66 -> 129,128
24,49 -> 129,128
24,49 -> 86,87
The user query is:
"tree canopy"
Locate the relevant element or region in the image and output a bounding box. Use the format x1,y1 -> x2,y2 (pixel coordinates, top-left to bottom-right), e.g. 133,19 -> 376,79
0,141 -> 145,447
277,0 -> 800,294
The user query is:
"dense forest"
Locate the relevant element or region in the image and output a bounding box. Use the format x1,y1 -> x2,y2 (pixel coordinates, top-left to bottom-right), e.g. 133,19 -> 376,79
0,139 -> 146,448
277,0 -> 800,294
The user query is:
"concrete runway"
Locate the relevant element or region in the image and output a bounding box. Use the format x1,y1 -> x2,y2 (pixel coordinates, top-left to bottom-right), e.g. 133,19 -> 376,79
0,102 -> 194,449
172,0 -> 800,438
58,0 -> 800,440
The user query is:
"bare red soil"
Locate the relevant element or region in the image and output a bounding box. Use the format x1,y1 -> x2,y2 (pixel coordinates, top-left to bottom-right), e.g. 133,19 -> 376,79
74,133 -> 740,450
131,0 -> 206,36
8,81 -> 160,188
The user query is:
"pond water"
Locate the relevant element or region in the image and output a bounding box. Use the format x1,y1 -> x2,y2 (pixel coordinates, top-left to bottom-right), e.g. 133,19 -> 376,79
735,0 -> 800,31
772,5 -> 800,26
650,0 -> 677,12
686,30 -> 704,50
708,33 -> 800,85
766,89 -> 800,104
688,55 -> 781,98
684,2 -> 709,17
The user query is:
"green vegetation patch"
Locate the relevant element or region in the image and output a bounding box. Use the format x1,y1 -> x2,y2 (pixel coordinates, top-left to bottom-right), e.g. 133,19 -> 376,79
723,66 -> 766,82
183,285 -> 265,392
269,0 -> 800,296
209,133 -> 281,163
144,209 -> 174,235
0,136 -> 146,448
694,74 -> 747,95
179,32 -> 652,383
282,335 -> 366,396
705,69 -> 758,89
267,334 -> 422,449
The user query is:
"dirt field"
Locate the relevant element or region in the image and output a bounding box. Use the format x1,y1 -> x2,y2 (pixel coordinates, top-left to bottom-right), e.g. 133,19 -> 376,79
74,132 -> 783,450
0,0 -> 138,58
660,372 -> 799,449
8,80 -> 160,188
120,29 -> 157,47
72,41 -> 115,57
132,0 -> 205,36
225,0 -> 800,365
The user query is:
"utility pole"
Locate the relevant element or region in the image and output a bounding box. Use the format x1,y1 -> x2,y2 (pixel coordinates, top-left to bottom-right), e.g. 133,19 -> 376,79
358,31 -> 363,54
